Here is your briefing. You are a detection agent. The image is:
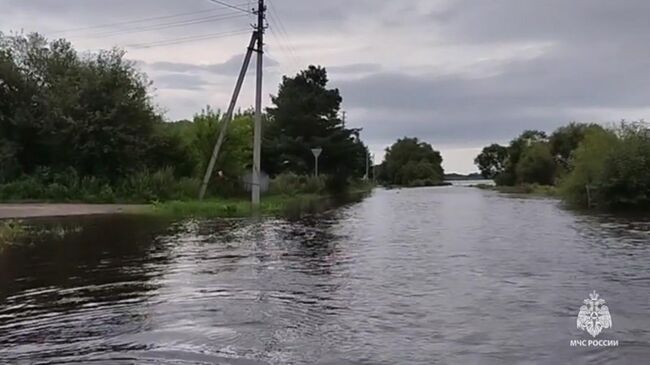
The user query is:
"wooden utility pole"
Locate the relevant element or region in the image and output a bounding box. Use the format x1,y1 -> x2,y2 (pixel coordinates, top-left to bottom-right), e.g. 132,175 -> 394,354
199,1 -> 268,201
199,33 -> 258,200
252,0 -> 265,207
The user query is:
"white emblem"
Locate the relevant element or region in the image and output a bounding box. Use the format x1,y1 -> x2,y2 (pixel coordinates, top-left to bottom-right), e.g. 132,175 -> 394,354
577,291 -> 612,337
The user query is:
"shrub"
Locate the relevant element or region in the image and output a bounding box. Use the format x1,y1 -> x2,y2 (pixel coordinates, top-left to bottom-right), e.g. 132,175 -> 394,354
559,128 -> 618,207
269,172 -> 327,195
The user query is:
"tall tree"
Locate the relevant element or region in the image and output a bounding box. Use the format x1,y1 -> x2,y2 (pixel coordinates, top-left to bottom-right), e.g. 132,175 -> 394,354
263,66 -> 367,179
0,32 -> 161,181
474,144 -> 509,179
380,137 -> 444,187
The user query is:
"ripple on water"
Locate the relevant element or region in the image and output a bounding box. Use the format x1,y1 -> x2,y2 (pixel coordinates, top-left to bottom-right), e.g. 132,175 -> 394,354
1,188 -> 650,364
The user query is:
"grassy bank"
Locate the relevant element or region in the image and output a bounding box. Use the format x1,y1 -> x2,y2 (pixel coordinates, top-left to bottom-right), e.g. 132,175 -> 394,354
150,187 -> 373,218
151,194 -> 322,218
474,183 -> 558,197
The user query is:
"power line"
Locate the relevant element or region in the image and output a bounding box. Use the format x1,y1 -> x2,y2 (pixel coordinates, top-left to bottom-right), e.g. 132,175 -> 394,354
124,28 -> 251,49
83,13 -> 247,39
52,2 -> 252,35
207,0 -> 254,14
266,1 -> 303,70
52,8 -> 227,35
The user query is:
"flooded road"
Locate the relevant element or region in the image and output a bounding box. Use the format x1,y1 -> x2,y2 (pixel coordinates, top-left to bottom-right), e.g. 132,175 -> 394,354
1,187 -> 649,364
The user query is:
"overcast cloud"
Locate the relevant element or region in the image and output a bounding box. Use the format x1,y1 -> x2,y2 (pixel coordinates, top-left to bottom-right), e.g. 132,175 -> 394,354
2,0 -> 649,173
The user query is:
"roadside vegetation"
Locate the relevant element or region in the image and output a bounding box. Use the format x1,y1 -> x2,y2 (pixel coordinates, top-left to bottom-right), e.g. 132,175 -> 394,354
475,121 -> 650,211
0,220 -> 25,252
0,33 -> 373,209
375,137 -> 447,187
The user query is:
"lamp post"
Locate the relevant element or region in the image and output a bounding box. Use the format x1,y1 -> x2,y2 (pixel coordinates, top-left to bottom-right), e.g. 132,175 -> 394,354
311,148 -> 322,177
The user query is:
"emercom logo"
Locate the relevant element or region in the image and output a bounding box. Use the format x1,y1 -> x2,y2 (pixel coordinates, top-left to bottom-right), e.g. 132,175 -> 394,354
570,291 -> 619,348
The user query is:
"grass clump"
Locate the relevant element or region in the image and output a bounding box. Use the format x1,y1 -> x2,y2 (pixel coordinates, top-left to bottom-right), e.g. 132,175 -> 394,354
0,220 -> 26,252
150,194 -> 326,218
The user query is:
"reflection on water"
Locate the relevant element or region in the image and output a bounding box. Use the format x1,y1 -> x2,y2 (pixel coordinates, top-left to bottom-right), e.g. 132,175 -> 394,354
1,187 -> 649,364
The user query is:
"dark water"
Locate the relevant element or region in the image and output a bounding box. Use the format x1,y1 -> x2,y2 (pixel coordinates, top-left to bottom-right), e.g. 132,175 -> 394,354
1,187 -> 649,364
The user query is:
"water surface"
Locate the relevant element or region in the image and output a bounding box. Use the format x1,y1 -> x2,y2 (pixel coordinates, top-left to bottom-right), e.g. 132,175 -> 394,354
1,187 -> 649,364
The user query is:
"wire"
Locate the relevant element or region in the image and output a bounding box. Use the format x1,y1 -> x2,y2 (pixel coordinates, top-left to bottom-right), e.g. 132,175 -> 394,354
207,0 -> 254,14
84,13 -> 247,39
124,28 -> 251,49
52,8 -> 228,35
266,1 -> 303,71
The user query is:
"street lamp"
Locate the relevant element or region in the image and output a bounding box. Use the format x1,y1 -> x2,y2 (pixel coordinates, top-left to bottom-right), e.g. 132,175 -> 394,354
311,148 -> 322,177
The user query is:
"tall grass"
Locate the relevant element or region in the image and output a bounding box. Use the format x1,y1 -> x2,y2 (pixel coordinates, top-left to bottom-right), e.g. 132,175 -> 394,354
0,220 -> 26,252
0,167 -> 202,203
269,173 -> 326,195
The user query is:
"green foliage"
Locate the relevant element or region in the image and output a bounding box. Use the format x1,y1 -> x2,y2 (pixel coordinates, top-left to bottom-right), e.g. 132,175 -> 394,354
263,66 -> 369,182
558,127 -> 618,207
515,142 -> 556,185
499,130 -> 548,186
152,194 -> 327,218
1,35 -> 370,203
596,123 -> 650,208
268,172 -> 326,195
379,137 -> 444,187
550,122 -> 604,178
1,32 -> 160,180
0,220 -> 26,250
475,144 -> 509,179
0,168 -> 201,203
483,121 -> 650,210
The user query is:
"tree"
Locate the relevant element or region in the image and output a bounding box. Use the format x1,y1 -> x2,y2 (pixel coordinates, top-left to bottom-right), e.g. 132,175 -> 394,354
499,130 -> 548,185
263,66 -> 367,180
0,32 -> 162,181
474,144 -> 509,179
598,123 -> 650,208
380,137 -> 444,187
550,122 -> 604,169
515,142 -> 556,185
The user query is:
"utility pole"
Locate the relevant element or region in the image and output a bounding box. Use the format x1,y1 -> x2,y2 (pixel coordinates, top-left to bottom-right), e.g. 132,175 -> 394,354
252,0 -> 265,207
199,32 -> 258,200
342,111 -> 347,127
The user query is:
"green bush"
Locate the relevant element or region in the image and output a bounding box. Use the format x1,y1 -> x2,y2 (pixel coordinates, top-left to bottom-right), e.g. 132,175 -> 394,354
559,123 -> 650,209
0,167 -> 202,203
515,142 -> 556,185
559,128 -> 619,207
269,172 -> 326,195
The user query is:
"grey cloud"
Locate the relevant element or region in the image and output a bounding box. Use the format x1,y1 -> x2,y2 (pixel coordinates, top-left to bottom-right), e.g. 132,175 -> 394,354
430,0 -> 650,44
327,63 -> 382,74
335,37 -> 650,145
143,54 -> 279,76
153,73 -> 209,91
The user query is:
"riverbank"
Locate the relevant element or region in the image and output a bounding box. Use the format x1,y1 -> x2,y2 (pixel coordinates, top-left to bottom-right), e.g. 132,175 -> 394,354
151,193 -> 339,218
474,183 -> 558,196
0,187 -> 374,220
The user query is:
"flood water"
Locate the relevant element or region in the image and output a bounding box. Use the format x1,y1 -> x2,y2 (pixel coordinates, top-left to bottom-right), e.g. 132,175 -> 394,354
1,187 -> 649,364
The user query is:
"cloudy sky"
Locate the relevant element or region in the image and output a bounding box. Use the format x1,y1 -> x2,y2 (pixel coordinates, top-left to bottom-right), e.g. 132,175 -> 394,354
3,0 -> 650,173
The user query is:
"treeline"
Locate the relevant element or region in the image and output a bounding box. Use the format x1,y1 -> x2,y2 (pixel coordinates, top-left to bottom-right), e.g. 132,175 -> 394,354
475,122 -> 650,210
0,33 -> 370,202
376,137 -> 445,187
